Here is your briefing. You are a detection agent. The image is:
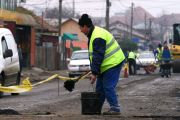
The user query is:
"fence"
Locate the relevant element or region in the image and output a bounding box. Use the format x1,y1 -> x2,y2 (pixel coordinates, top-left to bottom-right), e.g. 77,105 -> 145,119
35,46 -> 59,70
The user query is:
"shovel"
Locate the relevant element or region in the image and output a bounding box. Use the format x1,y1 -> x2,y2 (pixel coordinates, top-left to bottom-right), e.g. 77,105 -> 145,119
64,71 -> 91,92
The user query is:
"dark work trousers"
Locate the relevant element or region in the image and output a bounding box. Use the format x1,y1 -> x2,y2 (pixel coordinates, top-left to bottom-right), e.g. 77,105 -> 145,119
95,63 -> 123,112
128,58 -> 136,75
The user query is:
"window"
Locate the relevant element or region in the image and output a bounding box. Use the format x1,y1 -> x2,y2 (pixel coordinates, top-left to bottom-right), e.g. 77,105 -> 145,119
1,37 -> 8,54
71,52 -> 89,60
5,34 -> 16,54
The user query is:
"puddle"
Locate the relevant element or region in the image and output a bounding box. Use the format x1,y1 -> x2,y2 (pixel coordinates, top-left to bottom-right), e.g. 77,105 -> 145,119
0,109 -> 21,115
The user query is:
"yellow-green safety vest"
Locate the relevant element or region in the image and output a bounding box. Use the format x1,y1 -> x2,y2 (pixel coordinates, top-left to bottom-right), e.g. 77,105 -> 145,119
89,26 -> 125,73
128,51 -> 136,60
157,48 -> 163,60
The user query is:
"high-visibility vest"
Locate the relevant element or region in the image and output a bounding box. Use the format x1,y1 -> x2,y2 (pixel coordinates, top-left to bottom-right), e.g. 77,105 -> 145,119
157,48 -> 163,60
89,26 -> 125,73
128,51 -> 136,60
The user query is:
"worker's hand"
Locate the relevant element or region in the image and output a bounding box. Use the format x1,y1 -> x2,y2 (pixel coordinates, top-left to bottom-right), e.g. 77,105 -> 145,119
90,74 -> 97,84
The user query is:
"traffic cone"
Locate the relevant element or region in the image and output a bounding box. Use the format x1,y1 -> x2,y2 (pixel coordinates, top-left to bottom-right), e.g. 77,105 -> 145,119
124,63 -> 129,78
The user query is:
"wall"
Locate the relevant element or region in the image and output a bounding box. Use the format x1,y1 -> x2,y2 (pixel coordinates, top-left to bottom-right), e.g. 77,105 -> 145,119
61,19 -> 88,41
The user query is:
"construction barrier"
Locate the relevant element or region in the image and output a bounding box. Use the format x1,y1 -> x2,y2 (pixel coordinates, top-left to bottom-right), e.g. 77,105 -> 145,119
123,63 -> 129,78
0,72 -> 91,93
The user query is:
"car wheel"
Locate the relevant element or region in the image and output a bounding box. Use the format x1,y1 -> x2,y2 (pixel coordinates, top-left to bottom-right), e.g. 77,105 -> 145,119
0,74 -> 5,98
11,72 -> 21,96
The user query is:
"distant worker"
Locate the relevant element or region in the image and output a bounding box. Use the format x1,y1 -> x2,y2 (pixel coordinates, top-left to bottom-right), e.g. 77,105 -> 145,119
161,45 -> 173,77
162,45 -> 172,62
128,51 -> 137,75
155,43 -> 163,72
78,14 -> 125,115
156,43 -> 163,62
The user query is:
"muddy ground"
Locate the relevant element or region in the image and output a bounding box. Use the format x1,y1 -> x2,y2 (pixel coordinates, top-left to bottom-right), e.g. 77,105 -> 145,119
0,68 -> 179,120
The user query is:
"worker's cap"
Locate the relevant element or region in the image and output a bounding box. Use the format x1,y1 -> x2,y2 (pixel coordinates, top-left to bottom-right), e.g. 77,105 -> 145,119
78,14 -> 93,27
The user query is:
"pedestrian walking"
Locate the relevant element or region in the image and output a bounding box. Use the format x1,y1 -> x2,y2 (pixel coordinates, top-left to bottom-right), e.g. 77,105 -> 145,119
78,14 -> 125,115
17,44 -> 23,72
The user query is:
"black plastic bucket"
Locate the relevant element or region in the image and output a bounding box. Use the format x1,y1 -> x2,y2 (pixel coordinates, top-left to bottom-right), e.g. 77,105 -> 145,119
81,92 -> 101,115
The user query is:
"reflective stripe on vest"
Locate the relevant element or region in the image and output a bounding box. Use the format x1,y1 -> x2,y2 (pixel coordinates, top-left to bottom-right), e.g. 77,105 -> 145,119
89,38 -> 120,59
106,38 -> 115,49
104,46 -> 121,59
89,26 -> 125,73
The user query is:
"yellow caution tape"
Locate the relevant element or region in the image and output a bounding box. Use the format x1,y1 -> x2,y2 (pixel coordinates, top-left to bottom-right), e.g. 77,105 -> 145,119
32,74 -> 59,87
0,77 -> 32,93
0,72 -> 90,93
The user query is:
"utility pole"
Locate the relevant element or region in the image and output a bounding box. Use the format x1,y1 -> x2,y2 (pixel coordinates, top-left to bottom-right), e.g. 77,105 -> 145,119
45,0 -> 48,18
41,12 -> 44,33
148,18 -> 152,50
106,0 -> 110,31
72,0 -> 75,18
57,0 -> 63,96
144,13 -> 147,40
15,0 -> 17,11
130,2 -> 134,41
149,19 -> 152,41
59,0 -> 63,69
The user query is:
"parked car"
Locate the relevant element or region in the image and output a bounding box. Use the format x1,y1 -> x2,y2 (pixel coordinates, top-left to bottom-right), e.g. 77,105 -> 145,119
0,28 -> 21,97
68,50 -> 90,77
136,51 -> 157,69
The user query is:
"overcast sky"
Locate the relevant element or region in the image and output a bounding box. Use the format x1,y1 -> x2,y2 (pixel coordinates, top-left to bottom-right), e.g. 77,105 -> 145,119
20,0 -> 180,17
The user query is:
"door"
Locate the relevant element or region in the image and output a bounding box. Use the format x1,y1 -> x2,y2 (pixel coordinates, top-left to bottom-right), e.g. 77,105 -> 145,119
4,34 -> 19,74
2,35 -> 19,85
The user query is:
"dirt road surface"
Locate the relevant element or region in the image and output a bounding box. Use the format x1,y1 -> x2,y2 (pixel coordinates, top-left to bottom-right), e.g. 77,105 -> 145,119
0,68 -> 179,120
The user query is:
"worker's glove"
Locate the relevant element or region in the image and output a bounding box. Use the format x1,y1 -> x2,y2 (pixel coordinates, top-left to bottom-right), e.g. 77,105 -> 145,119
90,74 -> 97,84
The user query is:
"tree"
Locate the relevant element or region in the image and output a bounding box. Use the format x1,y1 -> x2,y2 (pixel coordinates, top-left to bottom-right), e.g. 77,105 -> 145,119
119,39 -> 138,53
45,6 -> 80,19
45,8 -> 59,18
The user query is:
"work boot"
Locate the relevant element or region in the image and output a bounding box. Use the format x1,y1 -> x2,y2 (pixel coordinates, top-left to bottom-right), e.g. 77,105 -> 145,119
103,109 -> 120,115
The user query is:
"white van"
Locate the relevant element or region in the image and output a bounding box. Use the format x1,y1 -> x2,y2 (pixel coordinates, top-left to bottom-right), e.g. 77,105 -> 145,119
0,28 -> 21,97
